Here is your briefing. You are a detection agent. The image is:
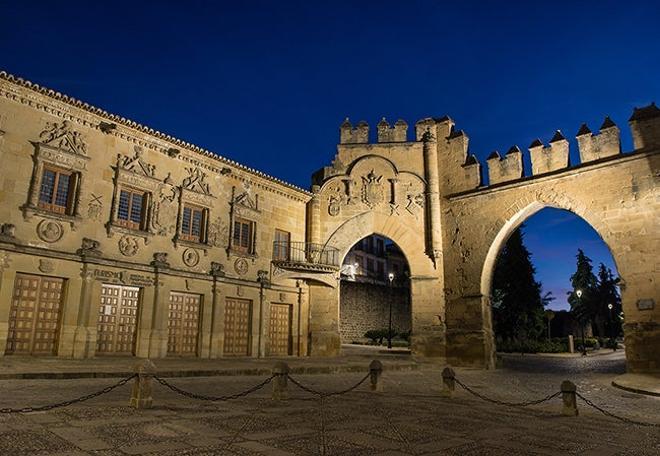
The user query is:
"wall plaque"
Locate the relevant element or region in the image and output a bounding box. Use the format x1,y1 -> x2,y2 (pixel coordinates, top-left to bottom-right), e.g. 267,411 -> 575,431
637,299 -> 655,311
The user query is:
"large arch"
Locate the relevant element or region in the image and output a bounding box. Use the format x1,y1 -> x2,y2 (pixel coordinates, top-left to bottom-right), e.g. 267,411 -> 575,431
480,196 -> 621,299
480,199 -> 624,352
307,210 -> 446,357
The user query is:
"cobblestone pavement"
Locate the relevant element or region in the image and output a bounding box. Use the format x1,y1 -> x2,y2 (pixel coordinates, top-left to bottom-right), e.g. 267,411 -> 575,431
0,352 -> 658,455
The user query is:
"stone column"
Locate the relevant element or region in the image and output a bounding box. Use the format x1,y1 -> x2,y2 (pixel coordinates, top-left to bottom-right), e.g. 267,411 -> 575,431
135,284 -> 155,358
58,267 -> 84,358
0,259 -> 15,355
422,131 -> 442,266
148,270 -> 170,358
307,185 -> 322,246
208,262 -> 226,358
72,265 -> 100,359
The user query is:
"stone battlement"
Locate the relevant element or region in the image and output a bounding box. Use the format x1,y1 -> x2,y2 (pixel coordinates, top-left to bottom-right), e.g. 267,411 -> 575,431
335,103 -> 660,192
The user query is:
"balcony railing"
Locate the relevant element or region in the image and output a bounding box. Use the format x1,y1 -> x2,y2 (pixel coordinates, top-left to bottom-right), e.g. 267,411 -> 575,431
272,241 -> 340,271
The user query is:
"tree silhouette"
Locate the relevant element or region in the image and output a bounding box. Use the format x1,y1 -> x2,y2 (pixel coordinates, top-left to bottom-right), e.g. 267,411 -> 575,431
492,226 -> 545,343
568,249 -> 598,330
595,263 -> 622,339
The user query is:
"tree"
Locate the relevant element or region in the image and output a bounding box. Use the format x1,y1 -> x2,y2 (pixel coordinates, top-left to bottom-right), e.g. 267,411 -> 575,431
567,249 -> 598,336
595,263 -> 622,339
492,226 -> 545,343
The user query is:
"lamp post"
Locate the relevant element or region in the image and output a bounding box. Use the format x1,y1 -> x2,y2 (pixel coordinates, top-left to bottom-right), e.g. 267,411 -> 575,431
608,303 -> 616,351
576,289 -> 587,356
387,272 -> 394,349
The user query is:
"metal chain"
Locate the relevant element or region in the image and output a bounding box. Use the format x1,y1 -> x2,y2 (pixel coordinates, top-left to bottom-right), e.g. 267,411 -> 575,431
153,374 -> 275,401
575,392 -> 660,427
0,374 -> 137,414
454,377 -> 562,407
286,372 -> 371,398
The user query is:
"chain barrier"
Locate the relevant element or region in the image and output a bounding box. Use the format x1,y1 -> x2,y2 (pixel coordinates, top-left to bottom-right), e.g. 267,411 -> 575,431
286,372 -> 371,398
454,377 -> 562,407
153,374 -> 275,402
0,374 -> 137,414
575,392 -> 660,428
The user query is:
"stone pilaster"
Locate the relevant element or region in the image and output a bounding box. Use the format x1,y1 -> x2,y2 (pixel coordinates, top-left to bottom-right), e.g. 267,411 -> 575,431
423,132 -> 442,266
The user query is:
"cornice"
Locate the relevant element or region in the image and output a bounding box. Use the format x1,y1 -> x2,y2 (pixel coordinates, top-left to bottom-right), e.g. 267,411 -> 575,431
0,70 -> 312,202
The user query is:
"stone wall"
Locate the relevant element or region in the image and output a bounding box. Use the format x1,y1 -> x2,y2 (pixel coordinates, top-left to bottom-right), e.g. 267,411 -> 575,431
339,281 -> 411,343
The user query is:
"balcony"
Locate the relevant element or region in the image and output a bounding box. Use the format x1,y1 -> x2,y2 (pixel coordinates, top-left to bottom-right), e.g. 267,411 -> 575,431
272,241 -> 340,273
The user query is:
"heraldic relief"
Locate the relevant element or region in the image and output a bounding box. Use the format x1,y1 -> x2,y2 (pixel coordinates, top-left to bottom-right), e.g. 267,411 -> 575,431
320,159 -> 425,220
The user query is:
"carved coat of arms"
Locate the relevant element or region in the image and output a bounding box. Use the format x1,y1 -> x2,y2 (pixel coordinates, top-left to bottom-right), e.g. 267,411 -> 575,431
361,170 -> 384,208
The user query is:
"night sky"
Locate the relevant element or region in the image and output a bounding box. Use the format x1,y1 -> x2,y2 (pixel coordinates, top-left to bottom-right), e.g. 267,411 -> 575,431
2,1 -> 657,310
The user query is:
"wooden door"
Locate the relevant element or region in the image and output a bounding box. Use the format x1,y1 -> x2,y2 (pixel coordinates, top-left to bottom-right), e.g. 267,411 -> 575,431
96,284 -> 140,355
5,274 -> 65,355
223,298 -> 252,356
268,303 -> 292,356
168,291 -> 201,356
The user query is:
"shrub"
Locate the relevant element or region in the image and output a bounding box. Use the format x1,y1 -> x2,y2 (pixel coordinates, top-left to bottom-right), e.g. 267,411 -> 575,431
397,330 -> 411,342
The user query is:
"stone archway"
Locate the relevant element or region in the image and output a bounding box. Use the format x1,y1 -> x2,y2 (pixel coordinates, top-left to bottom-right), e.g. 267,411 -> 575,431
480,199 -> 625,361
307,211 -> 446,357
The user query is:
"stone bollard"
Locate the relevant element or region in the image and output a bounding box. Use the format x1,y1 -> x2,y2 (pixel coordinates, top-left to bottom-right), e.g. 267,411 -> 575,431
568,335 -> 575,354
561,380 -> 578,416
130,359 -> 156,409
369,360 -> 383,392
440,366 -> 456,398
272,361 -> 289,401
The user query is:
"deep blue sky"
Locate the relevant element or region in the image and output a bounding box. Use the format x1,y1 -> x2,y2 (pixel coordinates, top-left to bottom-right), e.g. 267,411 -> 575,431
2,0 -> 654,309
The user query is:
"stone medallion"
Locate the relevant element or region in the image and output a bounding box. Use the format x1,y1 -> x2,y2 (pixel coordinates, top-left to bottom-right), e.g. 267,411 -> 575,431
118,235 -> 139,257
182,248 -> 200,267
36,219 -> 64,243
234,258 -> 249,275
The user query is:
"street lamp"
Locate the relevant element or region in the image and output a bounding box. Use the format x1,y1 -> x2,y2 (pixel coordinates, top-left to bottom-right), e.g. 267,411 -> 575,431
608,303 -> 616,351
576,289 -> 587,356
387,272 -> 394,349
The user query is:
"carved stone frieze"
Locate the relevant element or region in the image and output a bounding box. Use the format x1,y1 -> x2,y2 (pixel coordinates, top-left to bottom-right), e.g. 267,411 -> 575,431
182,167 -> 212,195
38,120 -> 87,156
182,248 -> 200,268
36,219 -> 64,243
232,183 -> 259,216
117,146 -> 156,178
118,235 -> 139,256
35,145 -> 89,170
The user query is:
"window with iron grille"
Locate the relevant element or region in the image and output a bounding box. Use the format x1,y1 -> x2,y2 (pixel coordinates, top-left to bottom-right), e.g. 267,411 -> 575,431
38,166 -> 76,215
180,204 -> 207,243
116,188 -> 147,230
232,217 -> 255,254
273,229 -> 290,261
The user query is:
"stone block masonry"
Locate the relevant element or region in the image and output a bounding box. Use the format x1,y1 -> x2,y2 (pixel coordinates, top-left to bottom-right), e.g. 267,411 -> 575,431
339,281 -> 411,343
